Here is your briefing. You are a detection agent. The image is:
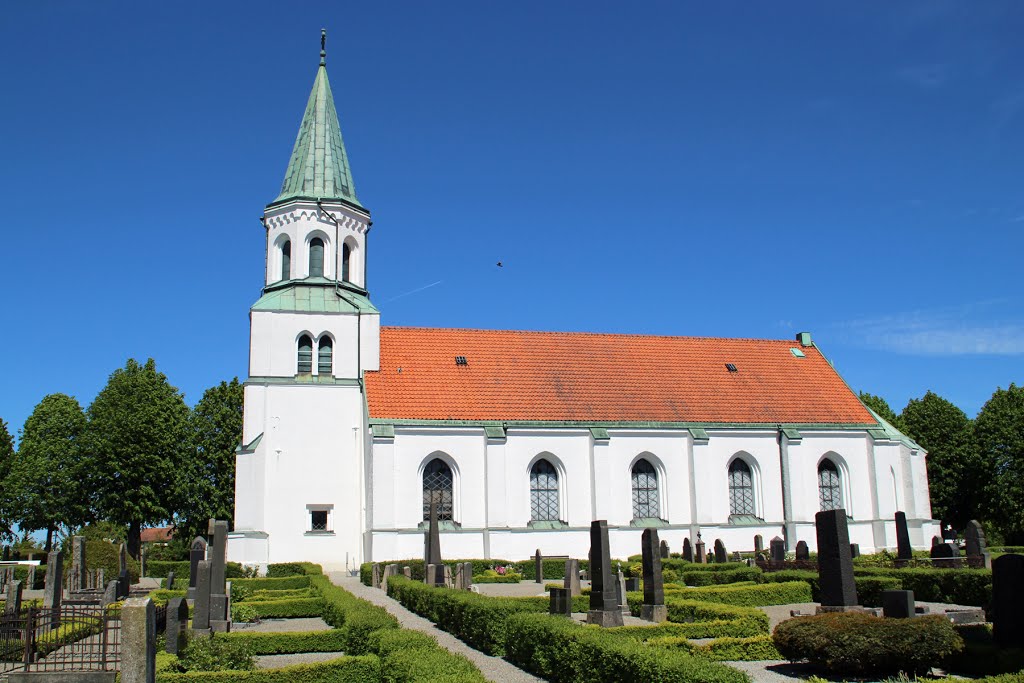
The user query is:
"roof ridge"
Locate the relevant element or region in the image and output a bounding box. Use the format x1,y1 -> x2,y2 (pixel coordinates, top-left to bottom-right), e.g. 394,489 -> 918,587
380,325 -> 804,345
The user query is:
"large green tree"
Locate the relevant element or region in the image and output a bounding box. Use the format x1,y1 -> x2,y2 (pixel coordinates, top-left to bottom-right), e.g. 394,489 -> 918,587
175,378 -> 243,541
977,384 -> 1024,543
13,394 -> 89,551
900,390 -> 984,528
83,359 -> 190,559
858,392 -> 905,431
0,419 -> 16,541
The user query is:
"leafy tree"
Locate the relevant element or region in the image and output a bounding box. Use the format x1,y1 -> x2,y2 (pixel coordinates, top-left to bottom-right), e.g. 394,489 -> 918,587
900,391 -> 984,529
859,392 -> 906,432
977,384 -> 1024,543
175,378 -> 243,541
13,394 -> 89,551
0,419 -> 16,541
83,358 -> 189,559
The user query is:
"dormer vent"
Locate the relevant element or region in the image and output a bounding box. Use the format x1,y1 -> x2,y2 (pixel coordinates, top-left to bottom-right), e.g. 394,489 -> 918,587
725,363 -> 737,372
455,356 -> 468,366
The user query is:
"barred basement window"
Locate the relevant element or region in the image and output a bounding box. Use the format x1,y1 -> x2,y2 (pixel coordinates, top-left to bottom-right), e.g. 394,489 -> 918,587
530,459 -> 559,522
423,458 -> 454,521
631,459 -> 659,519
309,238 -> 325,277
819,459 -> 842,511
297,335 -> 313,374
317,337 -> 333,375
310,510 -> 328,531
728,459 -> 756,516
281,240 -> 291,280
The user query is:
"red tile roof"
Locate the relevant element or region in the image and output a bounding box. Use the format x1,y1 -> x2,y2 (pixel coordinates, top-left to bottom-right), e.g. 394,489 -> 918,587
365,327 -> 876,425
140,527 -> 173,543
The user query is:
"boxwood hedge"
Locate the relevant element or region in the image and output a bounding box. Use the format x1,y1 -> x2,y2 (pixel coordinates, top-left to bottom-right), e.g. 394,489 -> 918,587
664,580 -> 811,607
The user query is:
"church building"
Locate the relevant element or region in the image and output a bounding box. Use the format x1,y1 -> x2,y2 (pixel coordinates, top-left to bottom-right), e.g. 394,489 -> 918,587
228,37 -> 938,573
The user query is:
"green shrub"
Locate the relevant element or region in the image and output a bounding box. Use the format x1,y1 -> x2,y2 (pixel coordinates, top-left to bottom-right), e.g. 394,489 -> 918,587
761,570 -> 903,607
471,572 -> 522,583
773,612 -> 963,676
241,598 -> 323,619
623,595 -> 769,637
854,567 -> 991,607
267,562 -> 323,577
68,539 -> 140,583
311,575 -> 399,655
942,624 -> 1024,676
231,603 -> 259,623
649,634 -> 782,661
219,630 -> 346,655
368,629 -> 487,683
666,581 -> 811,607
155,655 -> 380,682
234,576 -> 311,591
175,632 -> 256,672
681,566 -> 763,586
148,560 -> 247,584
504,612 -> 749,683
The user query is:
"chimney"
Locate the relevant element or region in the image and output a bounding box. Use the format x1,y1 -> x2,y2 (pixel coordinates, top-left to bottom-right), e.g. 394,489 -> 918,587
796,332 -> 813,347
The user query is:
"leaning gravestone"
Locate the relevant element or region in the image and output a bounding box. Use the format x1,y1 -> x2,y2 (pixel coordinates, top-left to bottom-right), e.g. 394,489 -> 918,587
895,511 -> 913,562
71,536 -> 87,592
534,549 -> 543,584
816,508 -> 858,610
4,580 -> 22,616
660,540 -> 669,559
682,538 -> 693,562
770,536 -> 786,562
993,554 -> 1024,648
402,566 -> 412,580
564,558 -> 581,597
43,550 -> 64,612
586,520 -> 623,627
640,528 -> 666,623
713,539 -> 727,564
166,570 -> 175,590
795,540 -> 809,561
188,536 -> 207,600
209,520 -> 230,632
424,500 -> 444,587
381,564 -> 397,590
101,580 -> 119,608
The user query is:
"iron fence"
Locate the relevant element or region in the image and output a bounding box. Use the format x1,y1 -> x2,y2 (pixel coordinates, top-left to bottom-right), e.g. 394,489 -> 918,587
0,605 -> 120,680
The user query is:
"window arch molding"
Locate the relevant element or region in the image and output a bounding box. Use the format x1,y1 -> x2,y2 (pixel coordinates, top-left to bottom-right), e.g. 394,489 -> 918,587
295,331 -> 315,375
304,229 -> 333,279
341,236 -> 359,285
526,452 -> 567,524
272,233 -> 293,282
418,451 -> 461,524
817,452 -> 853,517
627,453 -> 667,522
726,452 -> 764,519
315,332 -> 334,377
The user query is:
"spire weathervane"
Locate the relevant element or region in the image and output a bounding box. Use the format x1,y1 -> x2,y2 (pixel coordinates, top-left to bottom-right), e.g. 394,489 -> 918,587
320,28 -> 326,66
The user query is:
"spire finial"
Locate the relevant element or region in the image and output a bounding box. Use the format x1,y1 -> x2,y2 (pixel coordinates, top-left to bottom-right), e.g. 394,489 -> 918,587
320,28 -> 326,66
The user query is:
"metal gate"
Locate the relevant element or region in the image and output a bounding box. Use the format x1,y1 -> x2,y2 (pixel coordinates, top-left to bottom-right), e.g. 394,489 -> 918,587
0,606 -> 121,679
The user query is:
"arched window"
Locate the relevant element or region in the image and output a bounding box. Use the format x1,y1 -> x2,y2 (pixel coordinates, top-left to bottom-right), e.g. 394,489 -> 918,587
728,459 -> 756,516
631,459 -> 659,519
819,459 -> 842,511
341,242 -> 351,282
530,459 -> 559,521
309,238 -> 325,277
297,335 -> 313,374
423,458 -> 453,521
317,337 -> 333,375
280,241 -> 291,281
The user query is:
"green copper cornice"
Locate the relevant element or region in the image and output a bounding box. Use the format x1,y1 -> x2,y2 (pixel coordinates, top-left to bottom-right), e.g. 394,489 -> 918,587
274,42 -> 362,209
252,281 -> 378,314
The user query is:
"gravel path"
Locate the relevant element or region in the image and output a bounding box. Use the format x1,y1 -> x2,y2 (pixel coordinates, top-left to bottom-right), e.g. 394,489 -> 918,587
233,617 -> 331,632
254,652 -> 345,670
329,573 -> 543,683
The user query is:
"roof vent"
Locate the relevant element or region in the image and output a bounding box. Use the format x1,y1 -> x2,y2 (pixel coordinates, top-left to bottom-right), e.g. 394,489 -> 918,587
796,332 -> 813,347
725,363 -> 737,372
455,356 -> 467,366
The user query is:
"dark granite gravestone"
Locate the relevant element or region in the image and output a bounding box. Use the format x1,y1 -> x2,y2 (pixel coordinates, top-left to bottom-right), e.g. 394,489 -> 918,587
534,549 -> 543,584
770,536 -> 786,562
660,540 -> 669,559
754,535 -> 763,553
117,570 -> 130,599
586,520 -> 623,627
932,536 -> 942,547
992,554 -> 1024,648
816,509 -> 858,609
43,550 -> 63,612
4,581 -> 22,616
209,520 -> 230,632
192,560 -> 213,633
424,500 -> 444,587
640,528 -> 666,623
882,590 -> 915,619
850,543 -> 860,558
965,520 -> 991,568
119,543 -> 128,576
795,540 -> 809,561
166,597 -> 189,655
166,571 -> 175,590
564,558 -> 581,596
188,536 -> 207,600
71,536 -> 86,593
101,580 -> 118,608
549,587 -> 572,616
930,541 -> 960,568
895,511 -> 912,561
625,576 -> 639,591
713,539 -> 727,564
682,538 -> 693,562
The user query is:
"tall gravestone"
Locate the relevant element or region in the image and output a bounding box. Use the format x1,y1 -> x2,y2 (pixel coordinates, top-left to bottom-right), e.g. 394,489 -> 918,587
640,528 -> 666,623
694,533 -> 706,564
895,511 -> 912,561
660,540 -> 669,559
71,536 -> 87,592
102,580 -> 119,608
795,540 -> 809,561
119,543 -> 128,576
564,558 -> 581,597
816,508 -> 858,610
615,569 -> 628,614
166,570 -> 175,590
992,554 -> 1024,648
682,538 -> 692,562
770,536 -> 786,562
713,539 -> 727,564
188,537 -> 207,600
43,550 -> 63,612
371,563 -> 381,589
534,549 -> 543,584
586,520 -> 623,627
754,535 -> 763,553
166,597 -> 189,656
4,580 -> 22,616
209,520 -> 230,632
192,560 -> 212,633
424,500 -> 444,586
849,543 -> 860,558
26,565 -> 36,591
965,520 -> 991,568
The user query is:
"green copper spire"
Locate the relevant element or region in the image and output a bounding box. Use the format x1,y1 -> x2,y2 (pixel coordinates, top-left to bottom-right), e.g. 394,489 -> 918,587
273,30 -> 363,209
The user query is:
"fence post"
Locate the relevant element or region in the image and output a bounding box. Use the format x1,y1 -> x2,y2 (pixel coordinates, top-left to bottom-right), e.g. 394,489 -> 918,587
22,606 -> 34,667
121,597 -> 155,683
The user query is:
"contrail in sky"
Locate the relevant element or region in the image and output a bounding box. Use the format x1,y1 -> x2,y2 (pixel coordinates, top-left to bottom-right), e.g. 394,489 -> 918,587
383,280 -> 443,303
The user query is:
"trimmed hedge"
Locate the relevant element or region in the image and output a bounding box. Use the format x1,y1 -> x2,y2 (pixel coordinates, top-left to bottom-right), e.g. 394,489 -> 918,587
504,613 -> 749,683
148,560 -> 247,583
622,595 -> 769,637
665,581 -> 811,607
361,558 -> 580,585
853,567 -> 991,607
311,575 -> 399,655
648,634 -> 782,661
232,597 -> 323,620
681,566 -> 763,586
234,576 -> 311,591
943,624 -> 1024,677
219,630 -> 346,655
267,562 -> 323,577
759,570 -> 901,607
773,611 -> 963,676
155,656 -> 380,682
368,629 -> 487,683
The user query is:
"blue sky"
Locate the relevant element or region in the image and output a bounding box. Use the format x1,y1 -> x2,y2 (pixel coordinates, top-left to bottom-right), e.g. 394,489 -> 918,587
1,1 -> 1021,440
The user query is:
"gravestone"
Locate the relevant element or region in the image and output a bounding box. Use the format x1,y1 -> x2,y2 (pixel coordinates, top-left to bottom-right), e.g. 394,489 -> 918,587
534,549 -> 543,584
694,533 -> 706,564
453,563 -> 465,590
795,540 -> 809,561
992,553 -> 1024,648
640,528 -> 666,623
188,536 -> 207,600
816,508 -> 858,609
101,580 -> 119,608
754,535 -> 763,553
118,569 -> 130,599
119,543 -> 128,576
850,543 -> 860,558
381,564 -> 396,590
682,538 -> 693,562
424,500 -> 444,587
371,563 -> 381,589
443,564 -> 453,589
895,511 -> 912,561
549,587 -> 572,616
586,520 -> 623,627
209,520 -> 230,632
930,541 -> 960,569
71,536 -> 86,592
564,558 -> 581,596
462,562 -> 473,590
882,590 -> 915,619
932,535 -> 942,547
402,566 -> 412,579
43,549 -> 63,612
660,540 -> 669,559
965,520 -> 991,568
97,568 -> 104,589
425,564 -> 438,586
713,539 -> 727,564
192,560 -> 212,633
26,565 -> 35,590
615,569 -> 628,614
166,570 -> 175,590
166,597 -> 189,655
770,536 -> 786,562
4,580 -> 22,616
625,576 -> 640,592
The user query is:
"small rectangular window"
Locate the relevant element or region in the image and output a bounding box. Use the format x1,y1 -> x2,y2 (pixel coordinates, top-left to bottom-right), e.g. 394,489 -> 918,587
310,510 -> 328,531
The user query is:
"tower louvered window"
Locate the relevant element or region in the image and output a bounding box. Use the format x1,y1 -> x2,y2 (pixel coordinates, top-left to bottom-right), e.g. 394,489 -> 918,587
297,335 -> 313,374
819,459 -> 842,511
309,238 -> 325,277
281,241 -> 291,280
530,459 -> 559,521
631,459 -> 659,519
423,458 -> 454,521
317,337 -> 333,375
728,459 -> 755,515
341,242 -> 351,282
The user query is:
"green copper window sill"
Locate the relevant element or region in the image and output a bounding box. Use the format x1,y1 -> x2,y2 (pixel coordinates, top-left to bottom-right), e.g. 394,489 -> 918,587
528,520 -> 569,530
630,518 -> 669,528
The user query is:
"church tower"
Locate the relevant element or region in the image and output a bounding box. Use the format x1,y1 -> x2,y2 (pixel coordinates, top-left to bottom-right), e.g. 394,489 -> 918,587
229,31 -> 380,572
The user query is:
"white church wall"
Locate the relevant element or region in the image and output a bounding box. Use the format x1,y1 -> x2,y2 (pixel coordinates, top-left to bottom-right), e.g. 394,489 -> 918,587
786,433 -> 873,523
503,429 -> 592,529
604,430 -> 691,527
250,310 -> 376,379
